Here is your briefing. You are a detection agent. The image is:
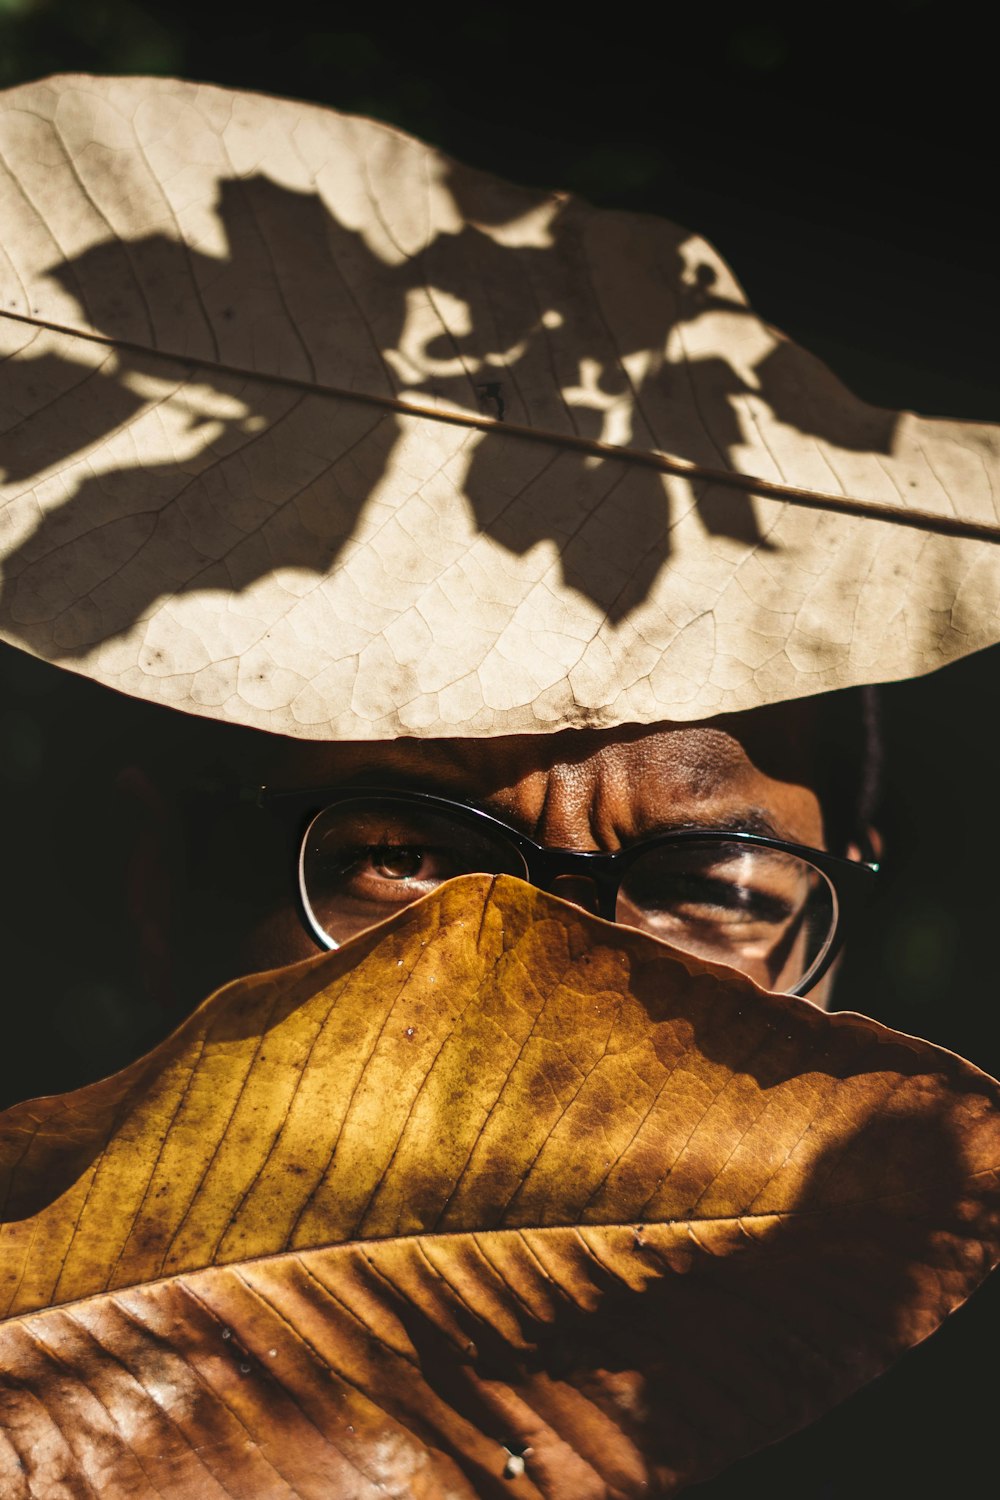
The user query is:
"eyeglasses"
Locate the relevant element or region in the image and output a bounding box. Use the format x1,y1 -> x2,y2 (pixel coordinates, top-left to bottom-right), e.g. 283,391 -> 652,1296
246,785 -> 879,997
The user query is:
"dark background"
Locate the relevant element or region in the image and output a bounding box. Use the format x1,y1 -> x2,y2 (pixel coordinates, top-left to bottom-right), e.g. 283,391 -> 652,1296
1,2 -> 998,1495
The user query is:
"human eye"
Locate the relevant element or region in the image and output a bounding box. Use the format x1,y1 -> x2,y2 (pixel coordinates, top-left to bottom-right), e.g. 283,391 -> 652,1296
614,839 -> 837,991
310,813 -> 474,906
299,796 -> 526,947
634,868 -> 795,928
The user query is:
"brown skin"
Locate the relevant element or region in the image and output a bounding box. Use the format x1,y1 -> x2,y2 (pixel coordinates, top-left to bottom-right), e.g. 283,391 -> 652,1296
124,700 -> 868,1013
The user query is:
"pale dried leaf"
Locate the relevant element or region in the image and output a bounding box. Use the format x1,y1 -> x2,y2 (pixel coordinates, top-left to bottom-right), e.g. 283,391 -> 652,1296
1,74 -> 999,737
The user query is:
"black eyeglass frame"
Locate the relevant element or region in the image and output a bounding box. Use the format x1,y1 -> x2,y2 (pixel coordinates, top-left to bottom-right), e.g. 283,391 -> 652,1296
243,783 -> 879,997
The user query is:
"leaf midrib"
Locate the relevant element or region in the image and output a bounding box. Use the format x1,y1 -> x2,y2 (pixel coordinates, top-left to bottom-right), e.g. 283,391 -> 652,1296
8,1182 -> 997,1327
4,306 -> 998,545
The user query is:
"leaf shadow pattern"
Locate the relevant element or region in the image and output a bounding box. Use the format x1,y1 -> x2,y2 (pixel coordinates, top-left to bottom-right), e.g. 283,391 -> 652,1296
0,169 -> 898,655
413,165 -> 772,623
1,176 -> 407,658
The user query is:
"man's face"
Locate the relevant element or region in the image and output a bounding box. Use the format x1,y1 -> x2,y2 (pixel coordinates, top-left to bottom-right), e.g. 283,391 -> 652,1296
173,699 -> 853,1012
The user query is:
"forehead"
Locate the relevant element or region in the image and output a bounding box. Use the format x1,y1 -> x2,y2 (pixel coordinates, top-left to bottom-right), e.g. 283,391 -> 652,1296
265,699 -> 825,788
259,699 -> 829,846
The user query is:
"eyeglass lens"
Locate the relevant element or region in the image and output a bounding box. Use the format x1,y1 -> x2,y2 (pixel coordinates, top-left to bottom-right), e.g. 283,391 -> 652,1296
301,799 -> 528,947
300,797 -> 836,993
616,842 -> 834,993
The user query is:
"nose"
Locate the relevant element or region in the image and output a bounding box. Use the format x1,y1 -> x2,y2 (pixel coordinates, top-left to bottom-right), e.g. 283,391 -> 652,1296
549,873 -> 603,917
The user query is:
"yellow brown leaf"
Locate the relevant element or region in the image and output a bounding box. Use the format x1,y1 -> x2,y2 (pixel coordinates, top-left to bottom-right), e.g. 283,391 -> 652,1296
0,876 -> 998,1495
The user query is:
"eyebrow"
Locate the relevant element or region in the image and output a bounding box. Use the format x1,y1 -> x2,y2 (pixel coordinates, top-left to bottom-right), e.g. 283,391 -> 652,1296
344,772 -> 793,841
258,767 -> 490,804
662,809 -> 791,839
256,772 -> 797,845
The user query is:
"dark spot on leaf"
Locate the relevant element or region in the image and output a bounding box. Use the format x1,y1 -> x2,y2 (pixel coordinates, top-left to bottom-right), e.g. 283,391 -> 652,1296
475,381 -> 505,421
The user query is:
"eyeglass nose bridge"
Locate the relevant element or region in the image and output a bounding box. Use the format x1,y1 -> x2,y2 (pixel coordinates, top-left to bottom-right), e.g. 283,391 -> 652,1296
519,845 -> 622,921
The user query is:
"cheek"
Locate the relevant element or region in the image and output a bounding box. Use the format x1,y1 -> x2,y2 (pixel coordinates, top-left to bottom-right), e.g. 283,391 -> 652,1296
179,890 -> 318,1007
237,901 -> 320,975
179,810 -> 318,998
804,969 -> 836,1012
